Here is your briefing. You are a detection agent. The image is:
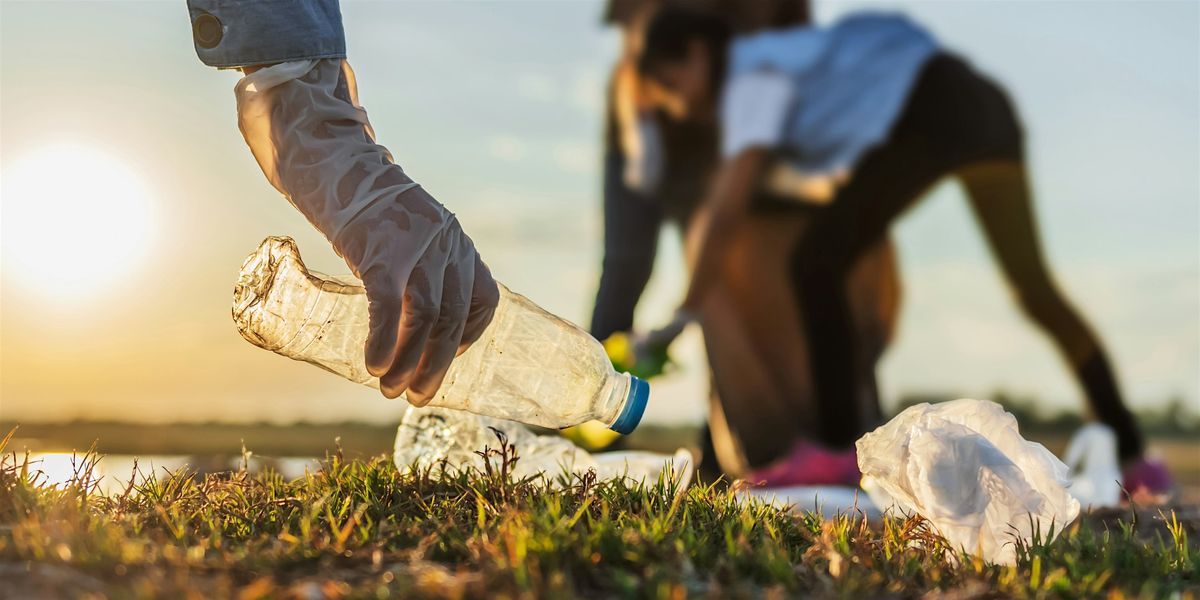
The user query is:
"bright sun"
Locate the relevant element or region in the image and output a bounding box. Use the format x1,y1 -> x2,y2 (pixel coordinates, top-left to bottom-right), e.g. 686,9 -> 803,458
2,144 -> 156,299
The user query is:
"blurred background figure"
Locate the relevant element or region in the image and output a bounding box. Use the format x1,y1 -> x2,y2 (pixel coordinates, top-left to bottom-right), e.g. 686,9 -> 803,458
591,0 -> 901,483
633,6 -> 1171,493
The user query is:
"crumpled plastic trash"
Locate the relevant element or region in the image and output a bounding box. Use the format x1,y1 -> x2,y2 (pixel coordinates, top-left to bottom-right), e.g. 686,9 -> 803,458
856,399 -> 1080,564
1062,423 -> 1122,508
393,405 -> 692,493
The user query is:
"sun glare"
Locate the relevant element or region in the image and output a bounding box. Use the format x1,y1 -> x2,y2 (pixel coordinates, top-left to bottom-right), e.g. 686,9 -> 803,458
2,144 -> 156,300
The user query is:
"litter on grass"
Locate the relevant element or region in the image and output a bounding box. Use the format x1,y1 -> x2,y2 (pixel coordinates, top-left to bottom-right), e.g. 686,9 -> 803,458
856,398 -> 1080,565
394,396 -> 1100,566
1061,423 -> 1123,509
393,405 -> 693,492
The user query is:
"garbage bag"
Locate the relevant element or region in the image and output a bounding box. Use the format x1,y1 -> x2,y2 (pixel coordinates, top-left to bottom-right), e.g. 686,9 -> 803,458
1062,423 -> 1122,508
856,399 -> 1080,564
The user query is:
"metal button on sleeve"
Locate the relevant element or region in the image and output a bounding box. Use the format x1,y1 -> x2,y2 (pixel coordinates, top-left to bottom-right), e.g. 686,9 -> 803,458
193,13 -> 223,49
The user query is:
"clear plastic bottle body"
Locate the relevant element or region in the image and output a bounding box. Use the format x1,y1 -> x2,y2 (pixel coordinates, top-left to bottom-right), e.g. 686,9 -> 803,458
233,237 -> 647,432
392,404 -> 693,491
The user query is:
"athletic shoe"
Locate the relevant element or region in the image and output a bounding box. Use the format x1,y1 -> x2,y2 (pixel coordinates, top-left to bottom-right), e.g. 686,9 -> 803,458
1121,456 -> 1173,497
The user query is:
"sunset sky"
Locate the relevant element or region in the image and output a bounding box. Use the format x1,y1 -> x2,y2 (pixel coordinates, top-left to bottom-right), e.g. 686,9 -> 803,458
1,0 -> 1197,426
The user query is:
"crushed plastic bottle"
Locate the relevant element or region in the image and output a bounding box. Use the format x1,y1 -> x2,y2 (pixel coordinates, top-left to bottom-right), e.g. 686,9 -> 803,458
233,237 -> 649,433
856,399 -> 1080,565
393,404 -> 592,479
392,405 -> 693,490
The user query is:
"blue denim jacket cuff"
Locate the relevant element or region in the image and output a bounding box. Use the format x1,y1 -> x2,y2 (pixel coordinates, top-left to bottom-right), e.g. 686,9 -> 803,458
187,0 -> 346,69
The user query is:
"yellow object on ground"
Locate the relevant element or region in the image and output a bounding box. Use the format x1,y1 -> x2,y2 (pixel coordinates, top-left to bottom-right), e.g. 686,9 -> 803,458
558,332 -> 673,451
560,420 -> 623,451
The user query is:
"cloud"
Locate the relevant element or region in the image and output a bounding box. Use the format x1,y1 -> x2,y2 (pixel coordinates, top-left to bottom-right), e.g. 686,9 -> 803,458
488,135 -> 528,162
568,68 -> 605,115
515,72 -> 559,104
515,67 -> 607,117
482,135 -> 597,175
552,141 -> 596,175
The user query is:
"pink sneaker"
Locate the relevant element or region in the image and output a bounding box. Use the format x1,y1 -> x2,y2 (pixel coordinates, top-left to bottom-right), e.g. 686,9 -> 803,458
740,440 -> 861,488
1121,457 -> 1173,497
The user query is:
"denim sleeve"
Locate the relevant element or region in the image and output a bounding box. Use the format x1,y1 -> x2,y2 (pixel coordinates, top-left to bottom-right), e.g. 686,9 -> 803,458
187,0 -> 346,68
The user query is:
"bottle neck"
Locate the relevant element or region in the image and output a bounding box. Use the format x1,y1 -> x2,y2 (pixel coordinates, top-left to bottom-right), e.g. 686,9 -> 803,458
597,372 -> 633,427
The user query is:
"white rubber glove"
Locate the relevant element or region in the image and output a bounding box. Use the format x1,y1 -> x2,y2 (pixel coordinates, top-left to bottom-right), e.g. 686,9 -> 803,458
234,59 -> 498,404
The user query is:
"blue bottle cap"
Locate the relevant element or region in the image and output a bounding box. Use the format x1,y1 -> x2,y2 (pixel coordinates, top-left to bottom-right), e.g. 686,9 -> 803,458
608,375 -> 649,435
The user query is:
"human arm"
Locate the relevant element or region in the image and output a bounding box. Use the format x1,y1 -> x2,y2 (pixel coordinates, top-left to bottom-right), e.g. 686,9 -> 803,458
679,70 -> 793,311
590,125 -> 663,341
590,59 -> 666,341
679,149 -> 769,310
187,1 -> 497,404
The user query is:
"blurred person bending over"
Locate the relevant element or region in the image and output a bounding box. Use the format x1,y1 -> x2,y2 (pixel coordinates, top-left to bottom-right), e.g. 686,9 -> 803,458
593,0 -> 901,484
185,0 -> 499,405
634,7 -> 1170,493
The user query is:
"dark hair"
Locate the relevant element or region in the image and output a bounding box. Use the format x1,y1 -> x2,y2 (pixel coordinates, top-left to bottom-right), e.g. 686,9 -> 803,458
638,7 -> 732,90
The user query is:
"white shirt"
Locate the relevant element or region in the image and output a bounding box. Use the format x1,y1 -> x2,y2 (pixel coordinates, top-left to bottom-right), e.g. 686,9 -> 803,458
719,70 -> 796,159
725,13 -> 939,174
720,70 -> 846,203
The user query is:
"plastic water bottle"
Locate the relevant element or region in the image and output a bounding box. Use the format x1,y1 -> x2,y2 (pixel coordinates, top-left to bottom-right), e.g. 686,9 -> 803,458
232,236 -> 649,433
392,404 -> 595,479
392,404 -> 693,490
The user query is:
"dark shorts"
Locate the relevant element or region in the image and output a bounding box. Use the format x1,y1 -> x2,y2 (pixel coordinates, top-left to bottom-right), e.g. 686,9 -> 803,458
894,52 -> 1024,167
755,52 -> 1023,213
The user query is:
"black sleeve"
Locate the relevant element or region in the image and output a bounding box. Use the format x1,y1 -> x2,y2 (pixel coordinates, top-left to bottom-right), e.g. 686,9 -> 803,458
589,142 -> 663,341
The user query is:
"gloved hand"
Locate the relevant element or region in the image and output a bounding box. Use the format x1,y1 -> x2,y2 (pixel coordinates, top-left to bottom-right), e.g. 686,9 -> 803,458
233,59 -> 498,404
633,307 -> 694,362
604,308 -> 693,379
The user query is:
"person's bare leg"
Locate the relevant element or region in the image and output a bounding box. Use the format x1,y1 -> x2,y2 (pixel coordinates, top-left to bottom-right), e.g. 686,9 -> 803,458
699,281 -> 800,474
845,236 -> 902,431
701,210 -> 900,473
720,213 -> 820,428
960,160 -> 1145,460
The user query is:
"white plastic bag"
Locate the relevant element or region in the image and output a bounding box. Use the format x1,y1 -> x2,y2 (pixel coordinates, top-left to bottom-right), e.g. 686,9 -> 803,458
1062,423 -> 1122,508
856,399 -> 1080,564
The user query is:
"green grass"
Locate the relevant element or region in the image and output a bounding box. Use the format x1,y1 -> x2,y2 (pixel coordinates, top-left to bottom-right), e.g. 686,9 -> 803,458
1,429 -> 1196,599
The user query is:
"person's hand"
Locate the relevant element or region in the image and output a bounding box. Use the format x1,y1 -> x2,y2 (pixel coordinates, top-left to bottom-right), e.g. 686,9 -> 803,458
632,307 -> 694,363
233,59 -> 499,404
604,308 -> 693,379
336,192 -> 499,404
